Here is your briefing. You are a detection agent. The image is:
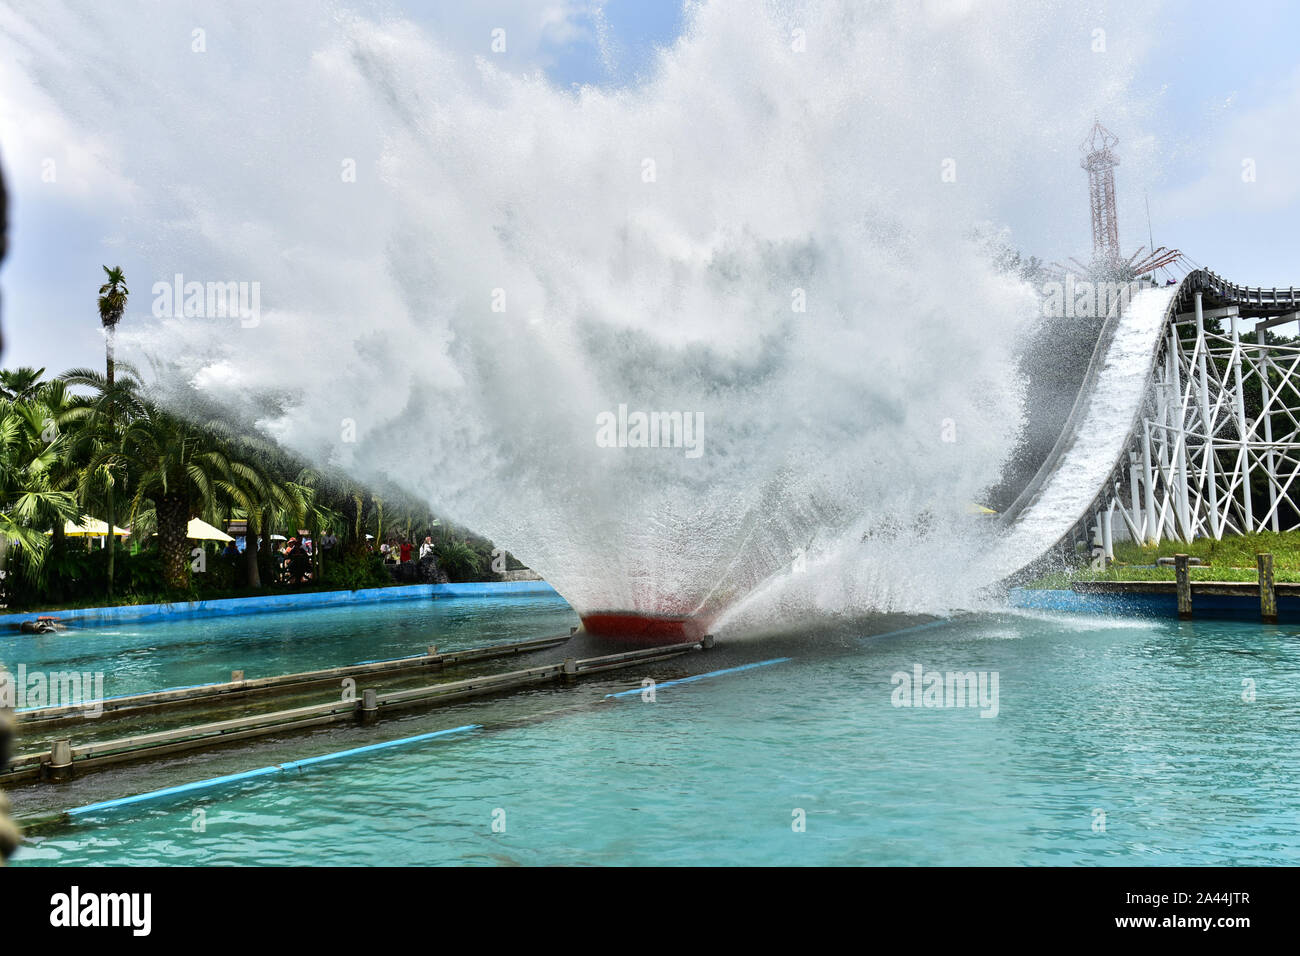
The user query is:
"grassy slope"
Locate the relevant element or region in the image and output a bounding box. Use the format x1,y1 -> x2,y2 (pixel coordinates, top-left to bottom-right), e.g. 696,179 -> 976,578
1026,530 -> 1300,587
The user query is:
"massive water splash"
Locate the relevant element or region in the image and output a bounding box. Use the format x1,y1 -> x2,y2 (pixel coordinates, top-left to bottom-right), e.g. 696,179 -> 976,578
0,0 -> 1163,637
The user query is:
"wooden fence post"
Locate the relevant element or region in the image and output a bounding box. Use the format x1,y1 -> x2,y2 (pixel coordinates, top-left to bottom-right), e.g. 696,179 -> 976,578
1174,554 -> 1192,619
1258,553 -> 1277,623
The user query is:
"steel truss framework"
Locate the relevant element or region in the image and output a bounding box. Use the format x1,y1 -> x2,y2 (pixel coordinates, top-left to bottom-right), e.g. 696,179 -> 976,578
1081,288 -> 1300,561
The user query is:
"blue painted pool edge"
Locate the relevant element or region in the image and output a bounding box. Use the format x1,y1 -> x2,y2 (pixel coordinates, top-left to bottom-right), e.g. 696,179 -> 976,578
0,580 -> 559,629
1008,585 -> 1300,621
1008,587 -> 1158,616
65,724 -> 483,817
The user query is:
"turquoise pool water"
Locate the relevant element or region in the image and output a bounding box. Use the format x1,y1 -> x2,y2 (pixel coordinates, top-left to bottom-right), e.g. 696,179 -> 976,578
0,595 -> 579,699
14,608 -> 1300,865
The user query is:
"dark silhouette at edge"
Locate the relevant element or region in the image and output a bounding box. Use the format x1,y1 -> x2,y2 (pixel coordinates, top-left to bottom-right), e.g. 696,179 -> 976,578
1,150 -> 21,863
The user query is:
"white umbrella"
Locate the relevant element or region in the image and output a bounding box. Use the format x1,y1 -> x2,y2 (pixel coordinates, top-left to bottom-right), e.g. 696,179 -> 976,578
48,515 -> 130,537
149,518 -> 236,542
186,518 -> 235,542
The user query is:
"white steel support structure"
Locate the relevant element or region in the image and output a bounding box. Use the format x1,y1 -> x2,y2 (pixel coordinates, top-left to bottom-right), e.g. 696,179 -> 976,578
1005,270 -> 1300,573
1098,299 -> 1300,545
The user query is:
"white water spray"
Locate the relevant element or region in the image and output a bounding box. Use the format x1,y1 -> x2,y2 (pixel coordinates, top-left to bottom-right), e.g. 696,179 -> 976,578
0,0 -> 1165,634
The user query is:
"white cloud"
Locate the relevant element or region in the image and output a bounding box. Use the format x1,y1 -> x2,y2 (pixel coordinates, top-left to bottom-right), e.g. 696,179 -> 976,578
1162,65 -> 1300,216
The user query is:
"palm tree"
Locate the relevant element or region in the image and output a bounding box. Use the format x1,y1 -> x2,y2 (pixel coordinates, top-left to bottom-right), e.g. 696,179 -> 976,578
96,268 -> 128,598
204,427 -> 304,589
97,267 -> 128,387
12,378 -> 87,585
0,366 -> 46,402
276,473 -> 343,583
371,495 -> 385,550
223,462 -> 290,590
0,400 -> 80,593
60,367 -> 142,599
432,535 -> 483,582
111,402 -> 250,590
290,469 -> 344,581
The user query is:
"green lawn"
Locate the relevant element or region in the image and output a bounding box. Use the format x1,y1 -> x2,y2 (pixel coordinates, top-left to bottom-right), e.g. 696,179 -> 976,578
1025,530 -> 1300,587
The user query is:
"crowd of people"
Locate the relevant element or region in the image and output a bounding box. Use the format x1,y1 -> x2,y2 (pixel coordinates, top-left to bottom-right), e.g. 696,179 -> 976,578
380,535 -> 440,583
220,531 -> 342,585
378,535 -> 434,565
213,531 -> 439,587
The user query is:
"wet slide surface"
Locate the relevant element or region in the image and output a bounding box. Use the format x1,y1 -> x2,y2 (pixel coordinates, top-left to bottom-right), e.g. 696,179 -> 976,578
989,285 -> 1178,577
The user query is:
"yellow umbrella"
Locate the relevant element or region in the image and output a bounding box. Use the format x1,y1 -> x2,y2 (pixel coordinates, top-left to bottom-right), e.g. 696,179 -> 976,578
186,518 -> 235,542
53,515 -> 131,537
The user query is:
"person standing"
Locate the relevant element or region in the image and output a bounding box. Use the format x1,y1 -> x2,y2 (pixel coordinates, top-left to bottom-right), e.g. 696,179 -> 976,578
287,537 -> 310,585
399,539 -> 412,564
418,535 -> 440,583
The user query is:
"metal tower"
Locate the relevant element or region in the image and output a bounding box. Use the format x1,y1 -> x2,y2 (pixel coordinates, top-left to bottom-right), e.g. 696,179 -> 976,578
1080,121 -> 1122,267
1056,121 -> 1180,279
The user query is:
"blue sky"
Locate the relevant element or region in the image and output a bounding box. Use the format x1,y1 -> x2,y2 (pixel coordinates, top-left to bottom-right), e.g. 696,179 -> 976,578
0,0 -> 694,374
1132,0 -> 1300,285
2,0 -> 1299,373
543,0 -> 685,86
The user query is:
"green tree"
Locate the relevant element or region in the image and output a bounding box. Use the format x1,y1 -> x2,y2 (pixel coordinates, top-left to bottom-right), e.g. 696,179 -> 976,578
0,366 -> 46,402
97,267 -> 128,387
96,267 -> 129,597
60,367 -> 143,599
0,399 -> 80,591
107,402 -> 247,591
16,378 -> 88,584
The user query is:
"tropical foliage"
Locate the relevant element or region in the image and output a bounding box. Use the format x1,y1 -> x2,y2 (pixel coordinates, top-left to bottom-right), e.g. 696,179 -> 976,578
0,267 -> 519,609
0,365 -> 512,608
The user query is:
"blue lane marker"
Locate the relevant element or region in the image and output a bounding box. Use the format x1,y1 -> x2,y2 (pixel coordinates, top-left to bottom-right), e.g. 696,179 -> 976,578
67,766 -> 283,816
65,723 -> 482,817
281,724 -> 481,771
604,658 -> 791,699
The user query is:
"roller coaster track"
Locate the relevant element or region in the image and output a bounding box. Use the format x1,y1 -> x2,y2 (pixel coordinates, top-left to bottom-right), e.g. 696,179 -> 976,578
993,268 -> 1300,578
